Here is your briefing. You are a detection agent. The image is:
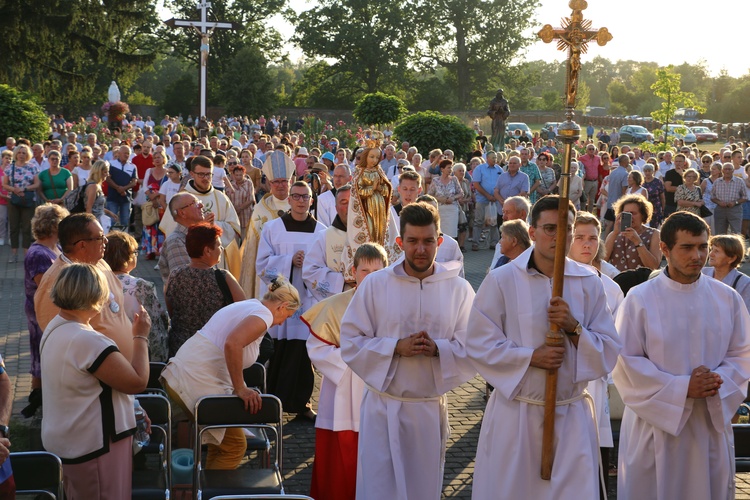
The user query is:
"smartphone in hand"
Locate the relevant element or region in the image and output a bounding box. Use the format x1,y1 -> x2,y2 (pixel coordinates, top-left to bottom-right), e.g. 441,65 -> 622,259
620,212 -> 632,232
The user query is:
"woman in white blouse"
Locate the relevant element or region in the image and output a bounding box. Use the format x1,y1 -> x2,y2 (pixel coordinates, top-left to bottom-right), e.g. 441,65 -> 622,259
41,263 -> 151,500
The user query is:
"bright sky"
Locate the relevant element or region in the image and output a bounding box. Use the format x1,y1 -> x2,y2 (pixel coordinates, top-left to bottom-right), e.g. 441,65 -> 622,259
162,0 -> 750,78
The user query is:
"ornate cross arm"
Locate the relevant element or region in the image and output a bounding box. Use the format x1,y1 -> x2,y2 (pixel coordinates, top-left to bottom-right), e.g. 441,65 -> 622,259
538,0 -> 612,109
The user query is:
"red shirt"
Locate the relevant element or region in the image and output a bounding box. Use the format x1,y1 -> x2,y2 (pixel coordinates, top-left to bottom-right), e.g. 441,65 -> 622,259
131,154 -> 153,193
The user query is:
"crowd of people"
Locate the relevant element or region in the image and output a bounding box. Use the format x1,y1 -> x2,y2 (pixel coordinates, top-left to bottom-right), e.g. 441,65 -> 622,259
1,113 -> 750,499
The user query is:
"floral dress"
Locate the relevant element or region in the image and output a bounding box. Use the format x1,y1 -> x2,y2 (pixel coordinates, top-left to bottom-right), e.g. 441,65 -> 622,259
643,178 -> 665,227
117,273 -> 170,362
522,163 -> 543,204
165,266 -> 230,357
141,169 -> 166,256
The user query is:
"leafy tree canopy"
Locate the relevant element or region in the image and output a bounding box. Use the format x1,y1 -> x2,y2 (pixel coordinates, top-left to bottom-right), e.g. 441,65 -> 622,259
291,0 -> 418,95
353,93 -> 407,126
0,0 -> 159,106
0,85 -> 50,143
394,111 -> 477,162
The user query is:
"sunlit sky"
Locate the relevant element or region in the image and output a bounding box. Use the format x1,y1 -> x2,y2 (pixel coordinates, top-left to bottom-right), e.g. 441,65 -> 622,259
161,0 -> 750,77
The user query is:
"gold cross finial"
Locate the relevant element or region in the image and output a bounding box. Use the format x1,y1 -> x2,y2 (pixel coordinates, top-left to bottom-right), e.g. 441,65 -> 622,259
538,0 -> 612,109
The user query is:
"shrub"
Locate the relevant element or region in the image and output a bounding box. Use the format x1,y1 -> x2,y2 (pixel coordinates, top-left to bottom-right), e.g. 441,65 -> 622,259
0,85 -> 49,143
353,92 -> 407,126
394,111 -> 477,162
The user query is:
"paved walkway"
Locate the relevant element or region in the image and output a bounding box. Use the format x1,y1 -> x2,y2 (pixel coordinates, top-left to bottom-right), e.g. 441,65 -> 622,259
1,240 -> 749,498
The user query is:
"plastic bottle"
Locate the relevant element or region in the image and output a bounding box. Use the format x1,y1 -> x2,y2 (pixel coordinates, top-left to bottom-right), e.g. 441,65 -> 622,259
134,399 -> 150,450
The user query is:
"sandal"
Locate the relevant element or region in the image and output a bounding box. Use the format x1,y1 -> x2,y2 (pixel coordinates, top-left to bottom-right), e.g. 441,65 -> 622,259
472,243 -> 479,251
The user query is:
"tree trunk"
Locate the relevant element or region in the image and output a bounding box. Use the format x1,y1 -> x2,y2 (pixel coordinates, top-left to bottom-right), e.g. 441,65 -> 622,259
455,19 -> 470,110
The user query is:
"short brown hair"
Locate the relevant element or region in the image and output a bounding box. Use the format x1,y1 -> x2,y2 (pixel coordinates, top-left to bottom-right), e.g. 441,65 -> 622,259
59,213 -> 98,253
709,234 -> 746,269
613,194 -> 654,224
353,242 -> 388,268
103,231 -> 138,272
185,222 -> 223,258
400,201 -> 440,236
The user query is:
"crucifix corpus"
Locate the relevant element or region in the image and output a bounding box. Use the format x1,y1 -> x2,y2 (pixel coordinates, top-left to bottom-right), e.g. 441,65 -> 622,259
537,0 -> 612,481
164,1 -> 239,118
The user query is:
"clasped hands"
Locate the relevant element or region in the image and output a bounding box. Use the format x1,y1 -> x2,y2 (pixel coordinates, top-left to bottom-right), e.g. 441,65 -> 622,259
687,365 -> 722,399
396,331 -> 439,358
530,297 -> 578,370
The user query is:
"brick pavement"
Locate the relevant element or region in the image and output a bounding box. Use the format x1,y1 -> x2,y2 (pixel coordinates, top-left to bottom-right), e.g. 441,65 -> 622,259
1,240 -> 750,498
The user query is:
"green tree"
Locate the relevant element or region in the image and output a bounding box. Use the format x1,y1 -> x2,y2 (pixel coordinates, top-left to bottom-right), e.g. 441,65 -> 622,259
650,66 -> 706,125
394,111 -> 476,161
353,93 -> 407,126
219,47 -> 276,116
161,0 -> 285,106
0,0 -> 158,105
162,75 -> 198,117
0,85 -> 49,143
541,91 -> 564,111
418,0 -> 540,109
291,0 -> 417,95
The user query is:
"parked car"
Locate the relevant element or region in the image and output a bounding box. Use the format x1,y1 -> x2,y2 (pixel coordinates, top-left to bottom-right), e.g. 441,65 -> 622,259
657,124 -> 697,144
506,122 -> 532,139
618,125 -> 654,144
690,126 -> 719,143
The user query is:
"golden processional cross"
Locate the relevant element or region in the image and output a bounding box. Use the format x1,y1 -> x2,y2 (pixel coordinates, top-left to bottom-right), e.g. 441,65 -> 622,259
537,0 -> 612,481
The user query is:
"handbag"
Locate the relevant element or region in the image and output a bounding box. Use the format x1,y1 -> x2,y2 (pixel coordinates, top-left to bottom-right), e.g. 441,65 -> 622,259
214,269 -> 234,306
697,187 -> 713,217
9,164 -> 35,208
141,200 -> 160,226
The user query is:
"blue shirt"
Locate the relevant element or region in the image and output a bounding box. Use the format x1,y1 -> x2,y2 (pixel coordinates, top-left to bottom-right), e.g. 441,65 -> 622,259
107,159 -> 137,203
472,163 -> 503,204
494,170 -> 530,203
606,166 -> 630,209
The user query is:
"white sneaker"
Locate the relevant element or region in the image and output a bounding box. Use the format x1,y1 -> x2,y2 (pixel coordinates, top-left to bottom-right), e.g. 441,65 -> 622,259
0,239 -> 4,246
153,263 -> 159,270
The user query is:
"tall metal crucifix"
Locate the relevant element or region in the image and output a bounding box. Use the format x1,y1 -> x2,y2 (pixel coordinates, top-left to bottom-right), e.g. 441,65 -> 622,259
165,1 -> 239,118
537,0 -> 612,481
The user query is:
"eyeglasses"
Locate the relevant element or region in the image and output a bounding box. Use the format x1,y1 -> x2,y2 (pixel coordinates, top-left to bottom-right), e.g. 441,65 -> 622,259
290,193 -> 312,201
178,200 -> 202,211
702,159 -> 712,163
73,234 -> 108,245
193,171 -> 212,178
228,162 -> 239,166
536,224 -> 573,237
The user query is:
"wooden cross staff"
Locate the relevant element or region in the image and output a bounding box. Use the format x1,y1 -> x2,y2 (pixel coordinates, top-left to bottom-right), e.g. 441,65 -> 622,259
537,0 -> 612,481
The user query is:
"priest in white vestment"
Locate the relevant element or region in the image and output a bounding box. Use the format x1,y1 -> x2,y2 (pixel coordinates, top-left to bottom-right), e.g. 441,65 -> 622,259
303,243 -> 388,500
568,211 -> 623,488
613,212 -> 750,500
315,164 -> 351,227
341,202 -> 477,500
257,180 -> 325,417
238,151 -> 295,298
467,196 -> 620,500
302,186 -> 352,303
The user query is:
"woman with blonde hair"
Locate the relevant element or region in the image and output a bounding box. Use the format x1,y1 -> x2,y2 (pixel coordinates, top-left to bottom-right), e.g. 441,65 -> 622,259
161,276 -> 301,469
22,203 -> 69,416
41,263 -> 151,499
3,144 -> 40,262
85,160 -> 119,233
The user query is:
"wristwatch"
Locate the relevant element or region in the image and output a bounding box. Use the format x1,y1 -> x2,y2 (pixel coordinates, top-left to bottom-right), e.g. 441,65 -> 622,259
565,322 -> 582,337
635,242 -> 644,248
0,425 -> 10,438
